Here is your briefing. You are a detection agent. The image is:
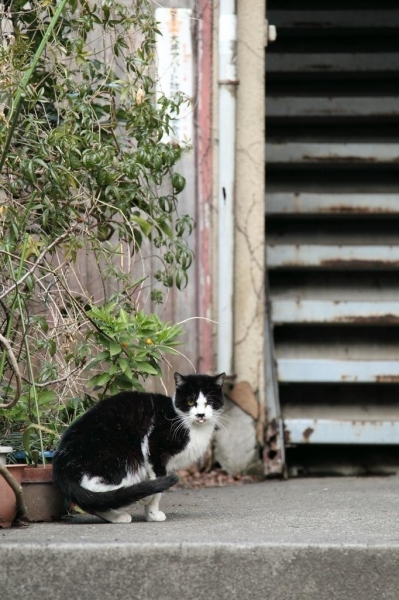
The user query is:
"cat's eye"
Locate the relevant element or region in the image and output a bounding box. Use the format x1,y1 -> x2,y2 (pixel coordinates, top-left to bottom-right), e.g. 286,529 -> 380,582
187,399 -> 195,406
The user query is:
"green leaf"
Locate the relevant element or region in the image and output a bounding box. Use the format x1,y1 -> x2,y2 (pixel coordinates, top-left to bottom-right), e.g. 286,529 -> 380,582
134,361 -> 159,375
48,339 -> 57,357
89,372 -> 112,388
22,428 -> 32,456
84,351 -> 110,370
118,357 -> 128,373
109,341 -> 122,357
131,215 -> 152,237
171,173 -> 186,194
37,390 -> 57,405
119,309 -> 129,324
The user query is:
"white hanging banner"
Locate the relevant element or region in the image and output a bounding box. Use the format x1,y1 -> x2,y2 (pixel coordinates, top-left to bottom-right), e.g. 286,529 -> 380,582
155,8 -> 193,144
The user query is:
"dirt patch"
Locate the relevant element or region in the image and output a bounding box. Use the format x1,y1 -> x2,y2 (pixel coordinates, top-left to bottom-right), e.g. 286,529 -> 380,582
174,468 -> 262,489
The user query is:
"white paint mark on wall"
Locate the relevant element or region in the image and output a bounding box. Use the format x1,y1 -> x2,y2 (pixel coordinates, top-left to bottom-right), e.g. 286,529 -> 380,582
155,8 -> 193,144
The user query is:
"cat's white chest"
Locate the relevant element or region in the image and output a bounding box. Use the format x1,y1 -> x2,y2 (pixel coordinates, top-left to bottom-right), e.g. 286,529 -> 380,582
167,424 -> 214,472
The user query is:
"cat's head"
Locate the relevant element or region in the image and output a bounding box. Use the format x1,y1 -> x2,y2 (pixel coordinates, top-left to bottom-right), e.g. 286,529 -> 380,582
173,372 -> 225,426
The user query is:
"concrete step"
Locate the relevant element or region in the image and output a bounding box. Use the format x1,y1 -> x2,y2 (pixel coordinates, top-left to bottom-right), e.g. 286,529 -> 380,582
2,478 -> 399,600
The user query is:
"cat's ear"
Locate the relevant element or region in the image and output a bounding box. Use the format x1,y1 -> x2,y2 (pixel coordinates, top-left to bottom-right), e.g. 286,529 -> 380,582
214,372 -> 226,388
174,372 -> 186,388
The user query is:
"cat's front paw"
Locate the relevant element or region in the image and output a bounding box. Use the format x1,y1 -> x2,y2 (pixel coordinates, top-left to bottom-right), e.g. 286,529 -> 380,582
146,510 -> 167,522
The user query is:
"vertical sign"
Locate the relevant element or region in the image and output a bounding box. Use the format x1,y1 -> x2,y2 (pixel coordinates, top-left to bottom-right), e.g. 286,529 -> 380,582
155,8 -> 193,144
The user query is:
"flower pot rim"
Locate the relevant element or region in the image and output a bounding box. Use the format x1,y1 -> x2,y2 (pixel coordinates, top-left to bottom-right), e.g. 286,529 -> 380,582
21,464 -> 54,483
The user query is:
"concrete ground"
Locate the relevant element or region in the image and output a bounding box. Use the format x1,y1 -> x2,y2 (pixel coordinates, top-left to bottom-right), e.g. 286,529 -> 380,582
2,476 -> 399,599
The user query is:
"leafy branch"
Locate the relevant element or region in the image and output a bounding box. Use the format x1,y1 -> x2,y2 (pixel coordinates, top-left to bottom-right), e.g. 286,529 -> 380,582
0,0 -> 195,457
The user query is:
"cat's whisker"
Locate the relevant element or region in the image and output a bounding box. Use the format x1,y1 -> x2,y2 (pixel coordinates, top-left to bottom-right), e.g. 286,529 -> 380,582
170,418 -> 184,438
214,413 -> 231,425
170,415 -> 190,440
211,415 -> 229,433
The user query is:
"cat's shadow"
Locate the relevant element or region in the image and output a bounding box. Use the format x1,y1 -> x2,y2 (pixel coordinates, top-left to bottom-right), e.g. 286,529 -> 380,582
62,509 -> 201,525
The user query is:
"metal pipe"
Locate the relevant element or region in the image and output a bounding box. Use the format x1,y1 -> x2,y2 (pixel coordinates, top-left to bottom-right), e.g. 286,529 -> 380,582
217,0 -> 237,376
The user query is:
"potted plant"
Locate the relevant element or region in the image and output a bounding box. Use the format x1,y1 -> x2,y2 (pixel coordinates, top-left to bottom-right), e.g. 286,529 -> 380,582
0,0 -> 193,526
0,445 -> 24,527
0,446 -> 63,527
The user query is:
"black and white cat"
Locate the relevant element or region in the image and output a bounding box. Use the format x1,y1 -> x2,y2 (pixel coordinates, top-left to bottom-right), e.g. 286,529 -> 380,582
53,372 -> 225,523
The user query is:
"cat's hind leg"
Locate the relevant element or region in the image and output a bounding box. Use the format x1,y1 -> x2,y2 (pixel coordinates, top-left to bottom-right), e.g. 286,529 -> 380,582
144,493 -> 166,522
93,509 -> 132,524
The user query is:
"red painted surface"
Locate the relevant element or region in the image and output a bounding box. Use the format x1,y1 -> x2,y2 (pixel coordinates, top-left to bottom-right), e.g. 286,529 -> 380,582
196,0 -> 214,373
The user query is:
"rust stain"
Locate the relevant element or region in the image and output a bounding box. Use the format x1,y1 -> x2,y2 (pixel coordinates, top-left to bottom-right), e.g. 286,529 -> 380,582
303,155 -> 399,165
321,206 -> 398,214
337,314 -> 399,325
302,155 -> 388,164
275,259 -> 399,269
341,375 -> 358,381
375,375 -> 399,383
321,259 -> 399,269
302,427 -> 314,442
264,419 -> 284,476
284,428 -> 291,445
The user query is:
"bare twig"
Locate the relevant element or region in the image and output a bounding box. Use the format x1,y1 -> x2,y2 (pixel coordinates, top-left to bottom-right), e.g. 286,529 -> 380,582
0,332 -> 22,409
0,223 -> 80,301
21,363 -> 82,389
0,465 -> 27,521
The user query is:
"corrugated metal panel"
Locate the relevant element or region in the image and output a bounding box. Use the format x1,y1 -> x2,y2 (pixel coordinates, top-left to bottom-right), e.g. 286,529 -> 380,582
265,2 -> 399,470
284,419 -> 399,445
267,98 -> 399,118
271,300 -> 399,324
277,359 -> 399,383
267,193 -> 399,215
267,143 -> 399,164
267,245 -> 399,268
269,10 -> 399,29
267,54 -> 399,73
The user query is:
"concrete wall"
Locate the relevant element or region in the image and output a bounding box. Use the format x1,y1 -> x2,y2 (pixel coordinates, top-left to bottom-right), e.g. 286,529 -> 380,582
213,1 -> 266,475
148,2 -> 267,475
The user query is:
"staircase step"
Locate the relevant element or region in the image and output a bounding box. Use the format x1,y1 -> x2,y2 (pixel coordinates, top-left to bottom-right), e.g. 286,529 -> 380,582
277,358 -> 399,383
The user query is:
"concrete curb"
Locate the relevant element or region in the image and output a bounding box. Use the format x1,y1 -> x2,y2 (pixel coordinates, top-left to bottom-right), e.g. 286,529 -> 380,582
2,542 -> 399,600
2,478 -> 399,599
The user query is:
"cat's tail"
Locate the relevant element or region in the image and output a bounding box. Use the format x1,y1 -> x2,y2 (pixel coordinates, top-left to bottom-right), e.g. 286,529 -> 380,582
56,474 -> 179,511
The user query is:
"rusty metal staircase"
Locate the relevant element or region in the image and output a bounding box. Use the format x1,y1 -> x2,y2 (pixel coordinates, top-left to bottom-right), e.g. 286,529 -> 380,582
265,2 -> 399,474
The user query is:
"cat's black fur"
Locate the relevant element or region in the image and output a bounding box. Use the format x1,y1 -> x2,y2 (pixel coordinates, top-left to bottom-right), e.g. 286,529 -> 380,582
53,372 -> 225,522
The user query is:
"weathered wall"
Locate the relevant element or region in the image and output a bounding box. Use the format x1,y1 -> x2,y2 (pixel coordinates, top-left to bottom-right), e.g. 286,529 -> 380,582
213,0 -> 266,474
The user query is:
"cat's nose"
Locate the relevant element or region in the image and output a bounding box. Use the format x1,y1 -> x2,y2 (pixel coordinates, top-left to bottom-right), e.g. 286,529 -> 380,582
197,413 -> 205,419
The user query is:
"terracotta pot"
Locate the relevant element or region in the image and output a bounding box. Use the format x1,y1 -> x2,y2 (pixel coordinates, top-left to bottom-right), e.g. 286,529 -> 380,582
21,465 -> 64,522
0,464 -> 25,528
0,464 -> 64,526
